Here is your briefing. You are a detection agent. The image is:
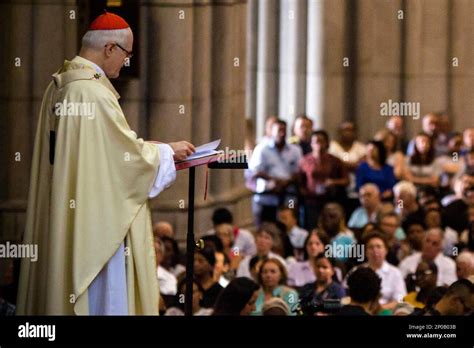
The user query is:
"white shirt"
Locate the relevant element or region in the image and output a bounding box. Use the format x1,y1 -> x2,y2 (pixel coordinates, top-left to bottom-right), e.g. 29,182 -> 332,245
329,140 -> 366,164
344,261 -> 406,305
287,260 -> 315,287
398,252 -> 457,286
149,144 -> 176,198
157,265 -> 178,295
236,252 -> 287,279
373,261 -> 406,304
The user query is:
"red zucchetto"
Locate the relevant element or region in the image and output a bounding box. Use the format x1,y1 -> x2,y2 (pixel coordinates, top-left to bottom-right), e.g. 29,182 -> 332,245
89,11 -> 130,31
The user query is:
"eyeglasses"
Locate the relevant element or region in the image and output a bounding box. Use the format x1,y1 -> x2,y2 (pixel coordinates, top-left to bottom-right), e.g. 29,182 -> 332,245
112,42 -> 133,58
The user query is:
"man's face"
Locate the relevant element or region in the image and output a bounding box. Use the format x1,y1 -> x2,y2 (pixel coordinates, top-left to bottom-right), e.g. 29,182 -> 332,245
339,122 -> 355,142
456,260 -> 473,280
407,224 -> 425,250
360,187 -> 379,209
194,253 -> 212,276
421,231 -> 442,261
294,118 -> 312,141
463,128 -> 474,149
415,262 -> 437,289
366,238 -> 387,265
380,216 -> 398,238
321,205 -> 341,233
103,29 -> 133,78
271,123 -> 286,144
278,209 -> 296,230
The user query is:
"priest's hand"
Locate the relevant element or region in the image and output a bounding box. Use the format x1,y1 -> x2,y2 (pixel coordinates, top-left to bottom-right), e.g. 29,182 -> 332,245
169,141 -> 196,161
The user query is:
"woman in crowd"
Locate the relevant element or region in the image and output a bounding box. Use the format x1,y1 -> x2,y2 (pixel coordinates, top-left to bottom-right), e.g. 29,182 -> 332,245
374,128 -> 405,179
213,277 -> 260,315
215,222 -> 244,271
404,133 -> 441,188
403,260 -> 438,309
298,254 -> 346,315
287,229 -> 328,288
356,140 -> 397,200
253,258 -> 299,315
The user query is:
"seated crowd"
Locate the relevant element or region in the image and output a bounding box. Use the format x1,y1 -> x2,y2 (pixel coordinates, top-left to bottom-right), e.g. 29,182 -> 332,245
2,114 -> 472,316
147,113 -> 474,316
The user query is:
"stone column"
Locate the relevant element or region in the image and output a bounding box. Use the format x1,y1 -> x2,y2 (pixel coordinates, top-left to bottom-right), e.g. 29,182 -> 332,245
450,0 -> 474,131
354,0 -> 403,141
0,0 -> 78,243
245,0 -> 258,121
403,0 -> 450,138
307,0 -> 347,132
255,0 -> 279,139
278,0 -> 307,123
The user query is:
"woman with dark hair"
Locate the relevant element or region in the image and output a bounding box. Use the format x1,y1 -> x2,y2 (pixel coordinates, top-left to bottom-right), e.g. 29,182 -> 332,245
374,128 -> 405,179
287,229 -> 328,288
298,254 -> 346,315
356,140 -> 397,199
404,133 -> 441,188
212,278 -> 260,316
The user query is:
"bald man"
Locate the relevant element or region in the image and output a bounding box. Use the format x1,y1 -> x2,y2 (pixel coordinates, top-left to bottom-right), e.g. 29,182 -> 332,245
348,184 -> 382,229
153,221 -> 174,239
17,12 -> 195,315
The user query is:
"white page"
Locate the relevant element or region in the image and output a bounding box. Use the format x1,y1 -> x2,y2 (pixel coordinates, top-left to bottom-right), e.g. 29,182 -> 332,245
194,139 -> 221,153
183,139 -> 221,161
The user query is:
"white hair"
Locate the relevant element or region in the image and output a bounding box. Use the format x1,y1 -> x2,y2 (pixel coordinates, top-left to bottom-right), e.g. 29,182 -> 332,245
393,180 -> 417,198
457,251 -> 474,268
360,183 -> 379,194
81,28 -> 130,50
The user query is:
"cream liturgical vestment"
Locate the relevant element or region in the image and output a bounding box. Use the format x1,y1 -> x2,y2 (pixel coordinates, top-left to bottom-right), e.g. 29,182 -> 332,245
17,56 -> 175,315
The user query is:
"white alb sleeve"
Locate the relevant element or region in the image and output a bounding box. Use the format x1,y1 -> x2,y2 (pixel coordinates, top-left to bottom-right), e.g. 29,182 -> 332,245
148,144 -> 177,198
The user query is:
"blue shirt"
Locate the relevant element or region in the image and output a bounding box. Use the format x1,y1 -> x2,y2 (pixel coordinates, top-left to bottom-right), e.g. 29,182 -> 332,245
253,286 -> 299,316
249,140 -> 303,206
355,161 -> 397,194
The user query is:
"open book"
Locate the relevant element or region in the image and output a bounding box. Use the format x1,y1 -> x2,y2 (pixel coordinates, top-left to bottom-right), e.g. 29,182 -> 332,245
175,139 -> 223,170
